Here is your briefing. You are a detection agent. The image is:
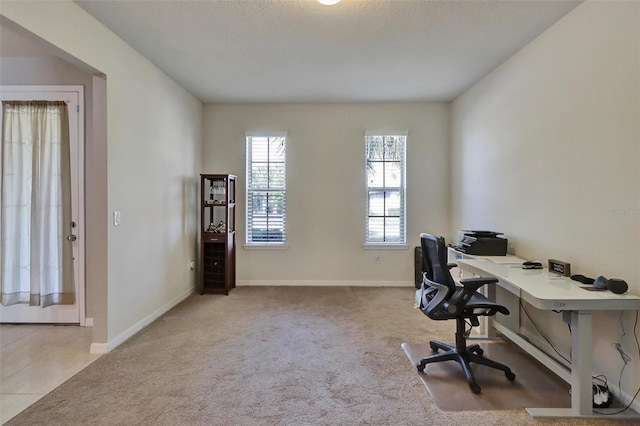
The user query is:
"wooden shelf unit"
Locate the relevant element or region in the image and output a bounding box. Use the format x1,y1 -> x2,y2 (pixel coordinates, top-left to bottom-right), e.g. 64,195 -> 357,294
200,174 -> 236,295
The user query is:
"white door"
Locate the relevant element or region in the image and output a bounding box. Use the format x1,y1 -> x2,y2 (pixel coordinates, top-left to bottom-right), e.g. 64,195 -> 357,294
0,86 -> 85,324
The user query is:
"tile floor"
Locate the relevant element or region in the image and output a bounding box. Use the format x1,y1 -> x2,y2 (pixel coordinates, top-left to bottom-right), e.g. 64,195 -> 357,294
0,324 -> 101,424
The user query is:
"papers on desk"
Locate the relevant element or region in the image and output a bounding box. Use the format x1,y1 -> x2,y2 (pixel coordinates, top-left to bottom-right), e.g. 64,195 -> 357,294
581,286 -> 608,291
547,273 -> 567,280
479,255 -> 527,264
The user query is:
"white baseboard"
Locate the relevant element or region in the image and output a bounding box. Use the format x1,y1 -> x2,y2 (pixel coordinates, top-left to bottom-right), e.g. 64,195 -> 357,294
90,286 -> 194,354
237,280 -> 413,287
89,342 -> 108,354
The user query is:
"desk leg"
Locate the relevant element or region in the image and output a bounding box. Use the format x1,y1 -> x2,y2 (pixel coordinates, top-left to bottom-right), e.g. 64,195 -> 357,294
570,310 -> 593,416
527,310 -> 592,418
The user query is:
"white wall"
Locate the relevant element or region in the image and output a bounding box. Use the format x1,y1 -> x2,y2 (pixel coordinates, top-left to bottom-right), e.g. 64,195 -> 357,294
0,2 -> 203,350
0,56 -> 97,318
451,0 -> 639,397
204,103 -> 449,285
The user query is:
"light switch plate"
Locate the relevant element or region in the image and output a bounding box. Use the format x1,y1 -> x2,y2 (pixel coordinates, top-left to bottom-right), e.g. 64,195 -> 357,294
113,211 -> 121,226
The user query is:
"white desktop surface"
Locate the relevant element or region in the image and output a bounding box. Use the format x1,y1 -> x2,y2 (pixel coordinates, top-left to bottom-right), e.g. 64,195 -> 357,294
455,257 -> 640,419
457,258 -> 640,310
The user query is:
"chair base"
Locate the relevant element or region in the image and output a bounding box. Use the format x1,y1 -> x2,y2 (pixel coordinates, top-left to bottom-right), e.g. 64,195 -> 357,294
416,320 -> 516,394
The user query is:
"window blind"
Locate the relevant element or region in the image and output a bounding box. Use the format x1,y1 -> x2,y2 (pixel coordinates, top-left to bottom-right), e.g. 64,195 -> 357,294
246,132 -> 287,245
365,132 -> 407,245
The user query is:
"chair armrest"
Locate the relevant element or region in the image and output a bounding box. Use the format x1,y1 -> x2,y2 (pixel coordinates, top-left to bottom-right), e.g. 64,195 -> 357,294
446,277 -> 499,313
459,276 -> 498,291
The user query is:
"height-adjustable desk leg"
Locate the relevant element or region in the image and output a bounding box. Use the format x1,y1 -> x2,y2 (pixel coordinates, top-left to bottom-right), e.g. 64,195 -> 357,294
527,309 -> 640,419
570,310 -> 593,415
526,310 -> 592,418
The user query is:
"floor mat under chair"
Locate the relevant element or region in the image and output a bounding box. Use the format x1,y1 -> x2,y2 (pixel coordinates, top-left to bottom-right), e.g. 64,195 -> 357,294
401,341 -> 571,411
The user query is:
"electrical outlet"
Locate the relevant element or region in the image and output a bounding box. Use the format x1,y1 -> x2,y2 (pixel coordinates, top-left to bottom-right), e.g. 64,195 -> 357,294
113,211 -> 121,226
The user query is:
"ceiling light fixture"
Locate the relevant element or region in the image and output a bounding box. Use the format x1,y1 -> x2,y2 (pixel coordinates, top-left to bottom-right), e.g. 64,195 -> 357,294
317,0 -> 341,5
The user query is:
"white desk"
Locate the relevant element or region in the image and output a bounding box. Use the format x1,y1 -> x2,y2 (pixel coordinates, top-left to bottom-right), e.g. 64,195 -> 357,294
457,258 -> 640,419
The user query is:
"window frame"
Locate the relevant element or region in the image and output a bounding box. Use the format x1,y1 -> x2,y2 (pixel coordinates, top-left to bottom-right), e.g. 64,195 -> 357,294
245,131 -> 287,247
364,131 -> 407,247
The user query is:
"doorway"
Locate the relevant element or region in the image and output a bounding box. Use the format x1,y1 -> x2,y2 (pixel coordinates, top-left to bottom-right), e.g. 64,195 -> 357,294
0,85 -> 85,324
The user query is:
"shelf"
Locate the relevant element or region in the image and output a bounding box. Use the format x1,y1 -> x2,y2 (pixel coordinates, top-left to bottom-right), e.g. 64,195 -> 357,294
200,174 -> 236,295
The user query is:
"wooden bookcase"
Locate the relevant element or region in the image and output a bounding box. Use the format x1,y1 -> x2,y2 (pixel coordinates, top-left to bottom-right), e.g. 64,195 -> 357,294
200,174 -> 236,295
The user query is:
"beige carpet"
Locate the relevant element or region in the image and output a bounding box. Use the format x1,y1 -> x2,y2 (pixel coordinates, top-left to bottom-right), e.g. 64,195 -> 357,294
5,287 -> 627,426
402,341 -> 571,411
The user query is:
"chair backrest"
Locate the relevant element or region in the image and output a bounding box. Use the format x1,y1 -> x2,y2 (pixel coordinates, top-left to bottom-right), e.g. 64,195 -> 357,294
420,233 -> 456,295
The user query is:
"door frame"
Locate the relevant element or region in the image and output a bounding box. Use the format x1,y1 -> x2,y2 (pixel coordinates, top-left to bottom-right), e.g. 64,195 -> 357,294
0,85 -> 86,325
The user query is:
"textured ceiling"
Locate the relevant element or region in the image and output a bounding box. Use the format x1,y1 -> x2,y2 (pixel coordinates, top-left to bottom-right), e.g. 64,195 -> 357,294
62,1 -> 582,102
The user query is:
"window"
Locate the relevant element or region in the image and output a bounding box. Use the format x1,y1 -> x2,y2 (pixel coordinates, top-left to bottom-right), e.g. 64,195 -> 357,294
365,132 -> 406,245
246,132 -> 287,245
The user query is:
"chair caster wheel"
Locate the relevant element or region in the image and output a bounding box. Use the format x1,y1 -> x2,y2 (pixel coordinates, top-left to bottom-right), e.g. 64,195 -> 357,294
416,362 -> 426,373
473,348 -> 484,356
470,383 -> 481,394
505,371 -> 516,381
429,343 -> 439,352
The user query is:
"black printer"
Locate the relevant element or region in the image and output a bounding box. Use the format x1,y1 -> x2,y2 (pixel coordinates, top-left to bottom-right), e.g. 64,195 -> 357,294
455,230 -> 508,256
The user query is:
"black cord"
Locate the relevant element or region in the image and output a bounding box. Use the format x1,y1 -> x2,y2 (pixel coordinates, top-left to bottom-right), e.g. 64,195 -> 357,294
593,374 -> 608,387
615,311 -> 630,399
635,309 -> 639,362
521,303 -> 640,415
594,386 -> 640,415
519,300 -> 571,365
463,319 -> 474,337
593,310 -> 640,415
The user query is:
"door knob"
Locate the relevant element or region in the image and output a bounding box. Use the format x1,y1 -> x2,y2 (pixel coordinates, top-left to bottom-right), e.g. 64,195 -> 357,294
67,235 -> 77,241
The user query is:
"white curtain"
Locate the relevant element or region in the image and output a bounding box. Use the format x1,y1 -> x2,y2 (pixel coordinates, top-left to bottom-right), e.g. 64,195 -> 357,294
1,101 -> 74,307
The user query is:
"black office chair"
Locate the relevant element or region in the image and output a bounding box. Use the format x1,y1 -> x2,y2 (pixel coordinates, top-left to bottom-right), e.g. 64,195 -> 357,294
416,233 -> 515,394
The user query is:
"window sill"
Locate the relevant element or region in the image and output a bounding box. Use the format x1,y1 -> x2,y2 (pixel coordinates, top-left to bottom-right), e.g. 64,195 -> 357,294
243,244 -> 289,250
363,244 -> 409,250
